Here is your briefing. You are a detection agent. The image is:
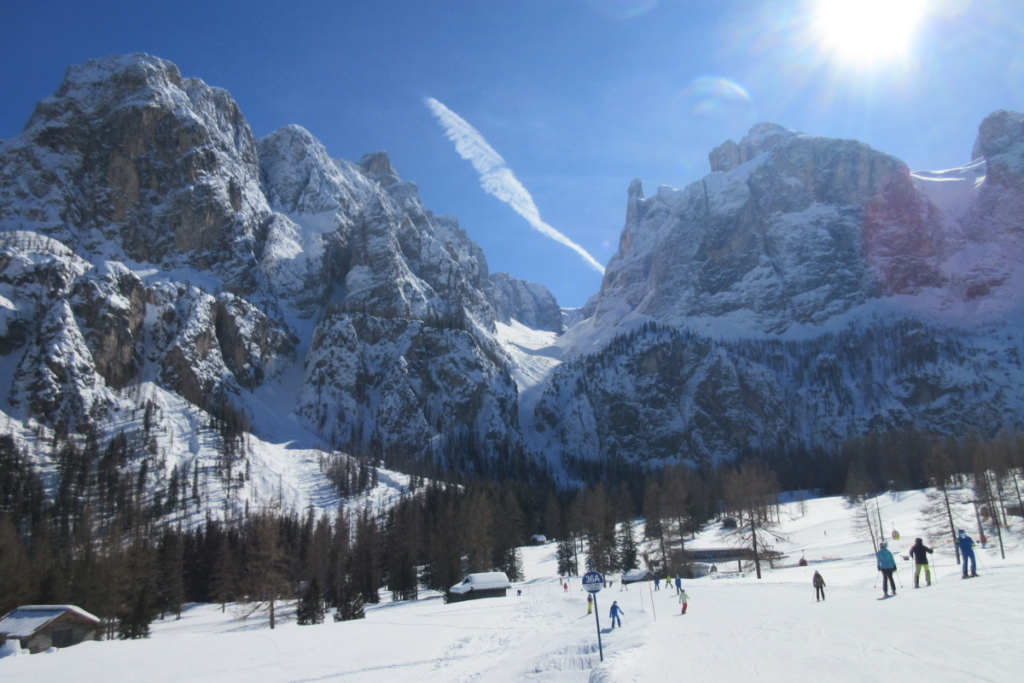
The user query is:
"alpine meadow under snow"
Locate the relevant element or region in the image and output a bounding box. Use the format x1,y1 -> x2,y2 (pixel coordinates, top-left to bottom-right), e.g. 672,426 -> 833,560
2,489 -> 1022,682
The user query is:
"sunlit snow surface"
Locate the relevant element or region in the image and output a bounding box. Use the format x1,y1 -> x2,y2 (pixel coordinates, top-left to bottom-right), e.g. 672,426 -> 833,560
3,489 -> 1022,682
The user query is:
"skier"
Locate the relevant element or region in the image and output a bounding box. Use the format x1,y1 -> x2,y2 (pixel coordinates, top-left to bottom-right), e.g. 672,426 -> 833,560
563,581 -> 569,593
674,575 -> 682,595
876,541 -> 897,597
812,570 -> 826,601
654,575 -> 660,591
909,538 -> 934,587
679,588 -> 690,614
586,593 -> 593,615
958,530 -> 978,578
609,600 -> 623,629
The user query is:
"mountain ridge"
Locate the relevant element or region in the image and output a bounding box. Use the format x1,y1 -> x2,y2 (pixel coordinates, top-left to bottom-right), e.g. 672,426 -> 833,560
2,54 -> 1023,519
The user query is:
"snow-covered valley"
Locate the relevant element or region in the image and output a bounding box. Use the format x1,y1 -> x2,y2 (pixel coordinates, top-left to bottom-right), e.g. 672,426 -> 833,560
3,489 -> 1021,682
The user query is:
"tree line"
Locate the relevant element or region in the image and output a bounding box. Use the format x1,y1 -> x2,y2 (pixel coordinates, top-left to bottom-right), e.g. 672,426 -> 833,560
2,425 -> 1023,636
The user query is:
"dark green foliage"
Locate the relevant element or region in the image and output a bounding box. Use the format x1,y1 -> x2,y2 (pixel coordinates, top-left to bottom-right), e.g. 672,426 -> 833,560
117,581 -> 153,639
296,577 -> 325,625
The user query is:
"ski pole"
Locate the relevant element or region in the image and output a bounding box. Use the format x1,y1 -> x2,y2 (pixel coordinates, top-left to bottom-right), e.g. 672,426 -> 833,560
976,549 -> 988,573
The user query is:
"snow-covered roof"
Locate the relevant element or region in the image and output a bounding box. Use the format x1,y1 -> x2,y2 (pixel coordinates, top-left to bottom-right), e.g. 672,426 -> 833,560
0,605 -> 101,638
621,568 -> 656,584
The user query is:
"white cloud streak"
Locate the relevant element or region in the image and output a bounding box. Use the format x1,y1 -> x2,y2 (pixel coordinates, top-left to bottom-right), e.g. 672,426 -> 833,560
424,97 -> 606,275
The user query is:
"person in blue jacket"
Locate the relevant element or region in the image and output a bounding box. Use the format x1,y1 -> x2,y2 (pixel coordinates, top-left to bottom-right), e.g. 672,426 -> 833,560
958,529 -> 978,578
876,541 -> 897,597
609,600 -> 623,628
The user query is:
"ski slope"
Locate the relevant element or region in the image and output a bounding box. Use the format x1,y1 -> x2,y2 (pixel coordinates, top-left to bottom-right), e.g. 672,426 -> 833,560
2,490 -> 1022,682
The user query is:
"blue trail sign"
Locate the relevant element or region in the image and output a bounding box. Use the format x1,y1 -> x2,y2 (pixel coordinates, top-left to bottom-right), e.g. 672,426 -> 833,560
582,571 -> 604,593
581,571 -> 605,661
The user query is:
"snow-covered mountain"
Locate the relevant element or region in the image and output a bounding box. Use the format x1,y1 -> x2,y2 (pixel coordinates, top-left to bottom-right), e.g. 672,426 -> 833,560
2,54 -> 1024,516
533,114 -> 1024,469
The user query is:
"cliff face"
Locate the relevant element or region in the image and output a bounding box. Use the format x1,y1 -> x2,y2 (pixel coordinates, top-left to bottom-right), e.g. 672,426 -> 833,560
592,124 -> 970,335
0,54 -> 560,501
538,117 -> 1024,468
2,55 -> 1024,509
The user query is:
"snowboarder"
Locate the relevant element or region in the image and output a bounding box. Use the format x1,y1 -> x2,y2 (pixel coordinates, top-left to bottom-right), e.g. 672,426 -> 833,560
909,538 -> 934,587
812,570 -> 826,601
877,541 -> 897,597
587,593 -> 593,615
958,530 -> 978,578
679,588 -> 690,614
609,600 -> 623,629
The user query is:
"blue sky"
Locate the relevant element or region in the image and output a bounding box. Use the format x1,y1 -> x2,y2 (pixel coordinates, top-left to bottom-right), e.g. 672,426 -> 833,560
3,1 -> 1023,308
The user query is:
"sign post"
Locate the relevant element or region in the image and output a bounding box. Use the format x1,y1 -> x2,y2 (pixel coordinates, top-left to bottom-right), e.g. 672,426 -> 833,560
582,570 -> 605,662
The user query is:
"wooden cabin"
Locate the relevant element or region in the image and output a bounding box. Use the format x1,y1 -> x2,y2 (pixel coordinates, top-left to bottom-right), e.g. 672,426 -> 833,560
0,605 -> 101,653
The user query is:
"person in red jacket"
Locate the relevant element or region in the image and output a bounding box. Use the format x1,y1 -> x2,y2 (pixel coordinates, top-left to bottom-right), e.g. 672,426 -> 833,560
909,538 -> 934,587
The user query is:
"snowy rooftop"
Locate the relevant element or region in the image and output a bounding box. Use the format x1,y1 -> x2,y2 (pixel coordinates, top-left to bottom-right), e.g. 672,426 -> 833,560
0,605 -> 100,638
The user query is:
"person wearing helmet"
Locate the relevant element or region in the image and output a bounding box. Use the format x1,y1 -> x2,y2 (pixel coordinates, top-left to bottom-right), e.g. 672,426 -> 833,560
957,530 -> 978,578
876,541 -> 897,597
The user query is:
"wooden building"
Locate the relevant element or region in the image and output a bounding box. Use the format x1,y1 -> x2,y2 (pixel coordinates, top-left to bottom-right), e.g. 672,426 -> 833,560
0,605 -> 101,653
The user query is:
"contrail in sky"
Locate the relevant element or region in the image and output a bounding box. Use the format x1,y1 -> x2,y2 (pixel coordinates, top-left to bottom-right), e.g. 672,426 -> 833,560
424,97 -> 605,275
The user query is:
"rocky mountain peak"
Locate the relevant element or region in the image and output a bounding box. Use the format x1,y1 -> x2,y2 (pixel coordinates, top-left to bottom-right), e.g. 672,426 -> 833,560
708,122 -> 799,173
358,151 -> 401,186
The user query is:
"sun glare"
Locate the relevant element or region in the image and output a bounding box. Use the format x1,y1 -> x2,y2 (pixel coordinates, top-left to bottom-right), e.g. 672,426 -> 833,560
813,0 -> 927,65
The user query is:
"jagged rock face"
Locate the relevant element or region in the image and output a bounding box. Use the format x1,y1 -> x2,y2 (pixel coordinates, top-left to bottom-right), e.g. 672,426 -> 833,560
0,54 -> 532,475
0,55 -> 270,291
708,122 -> 796,173
3,53 -> 1024,493
486,272 -> 564,333
533,317 -> 1024,467
533,326 -> 788,468
548,117 -> 1024,468
297,312 -> 519,470
960,110 -> 1024,297
69,262 -> 146,390
595,126 -> 955,334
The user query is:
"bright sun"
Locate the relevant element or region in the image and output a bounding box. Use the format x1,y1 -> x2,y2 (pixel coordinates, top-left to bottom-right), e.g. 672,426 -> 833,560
813,0 -> 927,65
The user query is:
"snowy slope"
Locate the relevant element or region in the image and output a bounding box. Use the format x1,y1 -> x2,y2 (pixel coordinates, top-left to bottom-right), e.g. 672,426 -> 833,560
3,488 -> 1021,682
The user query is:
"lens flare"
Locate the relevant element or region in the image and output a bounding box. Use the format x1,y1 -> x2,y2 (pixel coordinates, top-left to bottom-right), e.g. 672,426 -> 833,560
682,76 -> 753,116
812,0 -> 927,65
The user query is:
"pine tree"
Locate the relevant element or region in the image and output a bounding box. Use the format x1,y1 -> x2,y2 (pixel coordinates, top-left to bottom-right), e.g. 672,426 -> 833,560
117,580 -> 153,640
556,537 -> 577,577
616,518 -> 638,572
296,577 -> 325,625
242,512 -> 287,629
0,514 -> 31,614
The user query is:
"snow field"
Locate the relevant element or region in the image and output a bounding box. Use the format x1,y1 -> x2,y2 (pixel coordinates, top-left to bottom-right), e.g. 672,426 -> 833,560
2,489 -> 1022,682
